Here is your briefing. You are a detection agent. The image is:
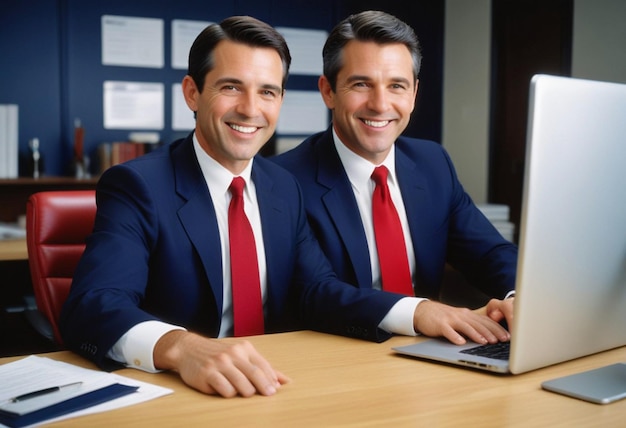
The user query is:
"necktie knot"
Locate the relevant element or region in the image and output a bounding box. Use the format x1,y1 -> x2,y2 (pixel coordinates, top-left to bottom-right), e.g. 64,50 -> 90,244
371,166 -> 389,186
230,176 -> 245,198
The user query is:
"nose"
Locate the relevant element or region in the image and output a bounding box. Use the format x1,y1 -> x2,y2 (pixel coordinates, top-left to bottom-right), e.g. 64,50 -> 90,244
236,91 -> 260,118
367,86 -> 390,113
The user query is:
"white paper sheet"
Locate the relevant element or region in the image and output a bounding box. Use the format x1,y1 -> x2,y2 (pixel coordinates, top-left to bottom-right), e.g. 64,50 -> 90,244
277,90 -> 328,135
101,15 -> 164,68
103,81 -> 164,130
171,19 -> 213,70
276,27 -> 327,75
171,83 -> 195,131
0,355 -> 172,427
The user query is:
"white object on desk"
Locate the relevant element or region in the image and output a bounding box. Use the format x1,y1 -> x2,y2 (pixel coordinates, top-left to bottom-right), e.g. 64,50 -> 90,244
0,355 -> 172,426
0,223 -> 26,240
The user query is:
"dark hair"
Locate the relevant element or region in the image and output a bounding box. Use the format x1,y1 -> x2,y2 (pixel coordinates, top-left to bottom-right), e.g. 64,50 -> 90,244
323,10 -> 421,91
188,16 -> 291,92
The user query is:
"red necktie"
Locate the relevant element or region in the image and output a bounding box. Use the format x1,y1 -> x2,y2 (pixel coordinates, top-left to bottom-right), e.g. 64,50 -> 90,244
228,177 -> 264,336
371,166 -> 414,296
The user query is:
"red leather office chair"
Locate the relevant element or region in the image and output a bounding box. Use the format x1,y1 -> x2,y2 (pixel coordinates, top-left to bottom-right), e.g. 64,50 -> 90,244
26,190 -> 96,344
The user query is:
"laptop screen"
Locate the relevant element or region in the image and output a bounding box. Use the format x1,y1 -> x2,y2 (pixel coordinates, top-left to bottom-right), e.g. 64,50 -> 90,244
509,74 -> 626,374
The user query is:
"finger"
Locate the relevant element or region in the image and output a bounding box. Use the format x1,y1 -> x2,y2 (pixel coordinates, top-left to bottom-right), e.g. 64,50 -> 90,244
477,316 -> 511,342
486,300 -> 514,337
275,370 -> 291,385
204,370 -> 241,398
456,323 -> 489,345
456,315 -> 508,344
487,307 -> 504,323
218,363 -> 259,397
441,324 -> 469,345
243,361 -> 284,396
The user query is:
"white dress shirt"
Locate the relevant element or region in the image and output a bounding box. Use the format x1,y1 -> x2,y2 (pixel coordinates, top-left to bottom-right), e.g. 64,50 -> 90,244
108,133 -> 268,371
332,128 -> 425,336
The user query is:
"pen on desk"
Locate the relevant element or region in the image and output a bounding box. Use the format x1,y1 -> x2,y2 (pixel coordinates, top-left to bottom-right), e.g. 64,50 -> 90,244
9,382 -> 83,403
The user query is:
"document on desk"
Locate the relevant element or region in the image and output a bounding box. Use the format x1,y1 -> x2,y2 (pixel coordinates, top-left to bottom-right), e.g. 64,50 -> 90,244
0,355 -> 172,427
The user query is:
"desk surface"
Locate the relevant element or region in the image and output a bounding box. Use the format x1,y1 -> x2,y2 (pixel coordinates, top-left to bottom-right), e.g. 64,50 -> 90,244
0,238 -> 27,261
1,331 -> 624,427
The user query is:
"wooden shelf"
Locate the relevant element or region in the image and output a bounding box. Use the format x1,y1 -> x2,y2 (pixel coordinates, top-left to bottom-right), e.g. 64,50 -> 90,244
0,176 -> 98,223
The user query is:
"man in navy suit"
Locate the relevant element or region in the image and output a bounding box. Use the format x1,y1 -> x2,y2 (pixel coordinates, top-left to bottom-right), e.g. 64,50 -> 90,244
61,15 -> 510,399
273,11 -> 518,340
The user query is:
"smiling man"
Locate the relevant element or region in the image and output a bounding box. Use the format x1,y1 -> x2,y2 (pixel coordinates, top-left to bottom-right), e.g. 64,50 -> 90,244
61,16 -> 296,399
273,11 -> 518,341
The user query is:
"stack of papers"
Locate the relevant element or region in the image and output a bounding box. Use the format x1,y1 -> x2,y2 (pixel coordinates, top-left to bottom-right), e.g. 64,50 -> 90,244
0,223 -> 26,241
476,203 -> 516,242
0,356 -> 172,427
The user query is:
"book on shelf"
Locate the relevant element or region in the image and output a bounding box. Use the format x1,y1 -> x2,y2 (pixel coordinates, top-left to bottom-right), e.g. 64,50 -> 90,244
0,104 -> 19,179
476,203 -> 515,242
98,140 -> 160,174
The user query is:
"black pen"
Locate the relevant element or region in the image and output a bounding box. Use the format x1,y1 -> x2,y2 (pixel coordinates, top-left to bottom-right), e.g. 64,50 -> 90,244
8,382 -> 83,403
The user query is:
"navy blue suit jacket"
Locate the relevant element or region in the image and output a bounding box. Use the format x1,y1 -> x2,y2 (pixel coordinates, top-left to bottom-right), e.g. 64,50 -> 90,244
60,134 -> 402,368
272,127 -> 518,300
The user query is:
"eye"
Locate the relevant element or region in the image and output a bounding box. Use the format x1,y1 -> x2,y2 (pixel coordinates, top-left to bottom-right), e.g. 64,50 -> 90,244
351,81 -> 371,91
261,89 -> 277,97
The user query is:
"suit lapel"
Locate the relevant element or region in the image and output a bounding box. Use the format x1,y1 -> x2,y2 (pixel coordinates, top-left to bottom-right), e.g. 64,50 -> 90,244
172,136 -> 224,316
252,161 -> 291,316
316,132 -> 373,288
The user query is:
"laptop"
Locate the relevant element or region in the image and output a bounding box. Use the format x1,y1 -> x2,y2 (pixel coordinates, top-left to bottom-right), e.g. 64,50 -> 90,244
393,74 -> 626,374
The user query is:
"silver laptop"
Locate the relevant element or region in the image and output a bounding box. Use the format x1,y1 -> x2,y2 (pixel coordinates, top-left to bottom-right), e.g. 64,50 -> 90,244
393,74 -> 626,374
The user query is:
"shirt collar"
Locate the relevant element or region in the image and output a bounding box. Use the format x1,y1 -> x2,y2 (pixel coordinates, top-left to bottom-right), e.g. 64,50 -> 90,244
331,126 -> 397,193
193,133 -> 254,196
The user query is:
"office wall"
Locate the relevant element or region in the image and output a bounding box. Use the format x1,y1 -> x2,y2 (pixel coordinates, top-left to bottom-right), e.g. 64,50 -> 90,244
0,0 -> 444,177
572,0 -> 626,84
0,1 -> 63,176
442,0 -> 626,204
442,0 -> 491,203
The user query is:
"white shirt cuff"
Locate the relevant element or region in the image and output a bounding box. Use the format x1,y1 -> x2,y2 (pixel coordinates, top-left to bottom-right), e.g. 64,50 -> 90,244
107,321 -> 186,373
378,297 -> 428,336
504,290 -> 516,300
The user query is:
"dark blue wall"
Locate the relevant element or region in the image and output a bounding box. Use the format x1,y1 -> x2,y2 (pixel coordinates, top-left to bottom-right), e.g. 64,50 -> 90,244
0,0 -> 443,176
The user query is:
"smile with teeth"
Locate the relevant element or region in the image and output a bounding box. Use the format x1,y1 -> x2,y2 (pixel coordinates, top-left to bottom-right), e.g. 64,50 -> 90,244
229,123 -> 258,134
362,119 -> 390,128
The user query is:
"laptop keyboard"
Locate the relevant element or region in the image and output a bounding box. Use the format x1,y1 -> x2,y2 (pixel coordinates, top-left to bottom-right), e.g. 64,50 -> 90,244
460,342 -> 510,360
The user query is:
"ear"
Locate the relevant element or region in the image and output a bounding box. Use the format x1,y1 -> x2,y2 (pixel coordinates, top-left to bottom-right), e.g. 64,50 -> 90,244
182,75 -> 199,112
318,75 -> 335,110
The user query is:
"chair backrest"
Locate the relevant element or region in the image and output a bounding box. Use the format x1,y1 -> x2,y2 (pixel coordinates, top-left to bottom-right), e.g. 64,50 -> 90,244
26,190 -> 96,344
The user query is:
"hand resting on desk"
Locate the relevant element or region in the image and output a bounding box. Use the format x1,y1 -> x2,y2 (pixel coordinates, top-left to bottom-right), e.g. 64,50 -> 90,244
153,330 -> 290,398
413,300 -> 511,346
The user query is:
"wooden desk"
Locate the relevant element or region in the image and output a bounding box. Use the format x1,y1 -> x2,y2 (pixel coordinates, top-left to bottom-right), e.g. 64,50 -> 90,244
1,331 -> 624,427
0,238 -> 27,261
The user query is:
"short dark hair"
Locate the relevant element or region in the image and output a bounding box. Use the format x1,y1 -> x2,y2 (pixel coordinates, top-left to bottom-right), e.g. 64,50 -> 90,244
323,10 -> 421,91
188,16 -> 291,93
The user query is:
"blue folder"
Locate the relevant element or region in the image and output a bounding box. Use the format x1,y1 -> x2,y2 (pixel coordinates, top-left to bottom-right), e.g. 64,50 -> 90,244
0,383 -> 138,427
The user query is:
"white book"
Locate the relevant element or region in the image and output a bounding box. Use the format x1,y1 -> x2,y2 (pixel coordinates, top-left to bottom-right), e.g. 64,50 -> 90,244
476,203 -> 510,221
6,104 -> 19,178
0,105 -> 7,178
